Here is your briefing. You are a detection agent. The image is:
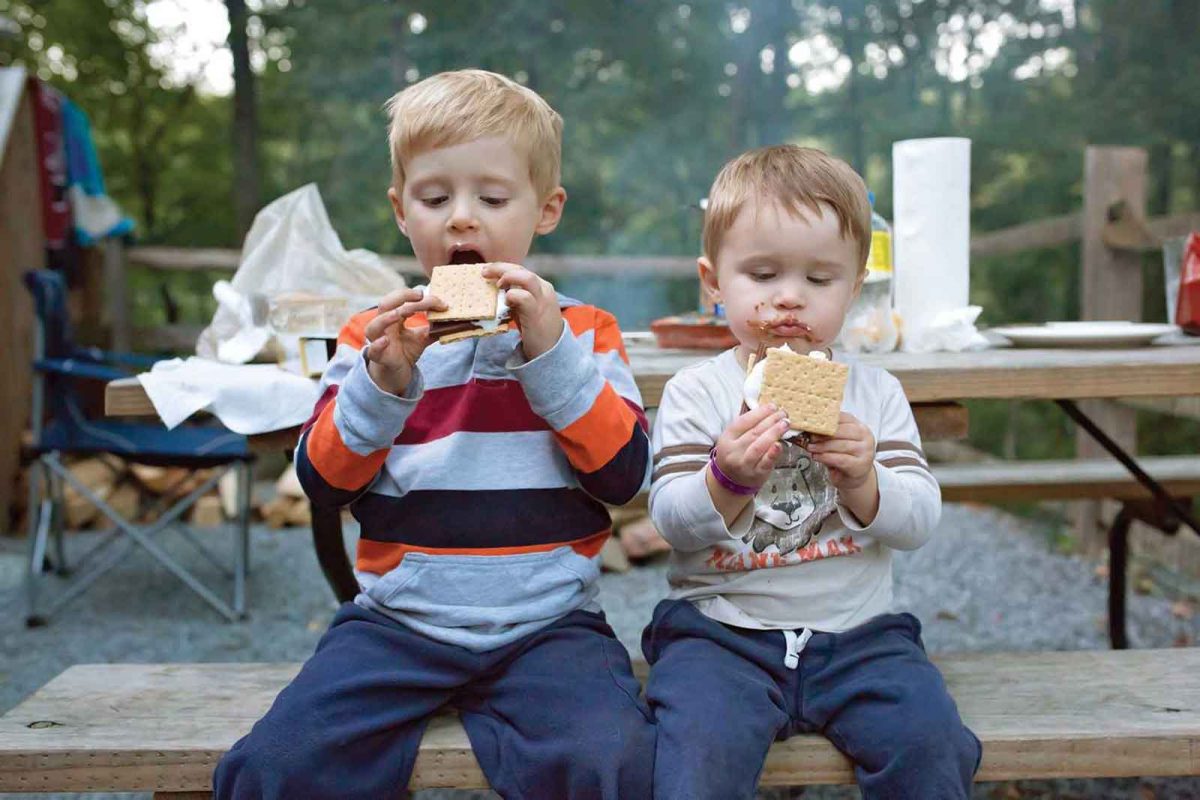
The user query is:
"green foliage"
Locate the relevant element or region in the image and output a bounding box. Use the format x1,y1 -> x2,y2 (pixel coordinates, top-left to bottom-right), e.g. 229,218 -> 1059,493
3,0 -> 1199,455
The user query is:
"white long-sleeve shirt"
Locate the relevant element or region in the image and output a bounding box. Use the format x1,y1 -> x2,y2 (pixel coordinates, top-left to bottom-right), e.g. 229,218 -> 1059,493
649,348 -> 941,633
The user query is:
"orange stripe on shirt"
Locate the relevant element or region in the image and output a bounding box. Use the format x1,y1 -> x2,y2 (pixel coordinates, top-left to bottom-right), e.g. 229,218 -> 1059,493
555,382 -> 639,473
356,529 -> 610,575
306,406 -> 389,491
338,308 -> 377,349
564,306 -> 629,362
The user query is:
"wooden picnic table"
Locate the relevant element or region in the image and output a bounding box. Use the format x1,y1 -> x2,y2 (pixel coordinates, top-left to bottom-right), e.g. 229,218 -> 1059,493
106,341 -> 1200,417
104,340 -> 1200,624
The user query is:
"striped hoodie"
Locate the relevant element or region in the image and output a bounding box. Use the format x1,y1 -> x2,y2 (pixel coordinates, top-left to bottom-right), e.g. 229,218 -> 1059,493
297,294 -> 649,652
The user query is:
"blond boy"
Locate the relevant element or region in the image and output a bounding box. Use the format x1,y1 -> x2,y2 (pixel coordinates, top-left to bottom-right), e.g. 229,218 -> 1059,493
644,145 -> 981,798
215,70 -> 654,800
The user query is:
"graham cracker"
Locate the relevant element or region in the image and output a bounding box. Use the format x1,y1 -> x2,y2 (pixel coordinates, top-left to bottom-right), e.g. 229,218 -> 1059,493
426,264 -> 498,322
759,348 -> 848,436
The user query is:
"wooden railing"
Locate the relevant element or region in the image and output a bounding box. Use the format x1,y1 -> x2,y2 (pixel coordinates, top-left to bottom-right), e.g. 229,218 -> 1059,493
113,205 -> 1199,355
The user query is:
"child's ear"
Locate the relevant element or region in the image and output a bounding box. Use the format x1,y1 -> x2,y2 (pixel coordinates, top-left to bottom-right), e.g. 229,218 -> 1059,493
535,187 -> 567,235
851,267 -> 867,299
388,186 -> 408,236
698,256 -> 721,304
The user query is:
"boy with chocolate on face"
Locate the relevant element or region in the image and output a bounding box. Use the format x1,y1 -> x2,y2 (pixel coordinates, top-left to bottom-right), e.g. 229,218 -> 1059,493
644,145 -> 981,799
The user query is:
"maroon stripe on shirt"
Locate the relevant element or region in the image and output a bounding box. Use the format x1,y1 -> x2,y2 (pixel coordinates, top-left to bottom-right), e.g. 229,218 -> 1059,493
625,398 -> 649,433
395,379 -> 549,445
302,384 -> 339,433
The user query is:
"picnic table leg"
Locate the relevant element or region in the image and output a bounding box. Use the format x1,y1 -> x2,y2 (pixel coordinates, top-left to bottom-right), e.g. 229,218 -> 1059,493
1056,400 -> 1200,536
1107,506 -> 1134,650
310,502 -> 359,603
1057,400 -> 1197,649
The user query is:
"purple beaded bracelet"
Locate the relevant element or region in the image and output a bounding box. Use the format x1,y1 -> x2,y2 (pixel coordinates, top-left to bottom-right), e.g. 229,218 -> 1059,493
708,449 -> 758,496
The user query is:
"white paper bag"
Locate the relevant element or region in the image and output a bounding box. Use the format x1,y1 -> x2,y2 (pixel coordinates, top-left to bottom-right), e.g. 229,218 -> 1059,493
197,183 -> 406,362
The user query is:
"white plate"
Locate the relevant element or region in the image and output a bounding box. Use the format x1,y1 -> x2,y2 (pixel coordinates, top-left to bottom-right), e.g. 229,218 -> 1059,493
989,321 -> 1179,348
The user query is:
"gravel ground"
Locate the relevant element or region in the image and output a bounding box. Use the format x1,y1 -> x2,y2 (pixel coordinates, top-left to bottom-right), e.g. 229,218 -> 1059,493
2,502 -> 1198,799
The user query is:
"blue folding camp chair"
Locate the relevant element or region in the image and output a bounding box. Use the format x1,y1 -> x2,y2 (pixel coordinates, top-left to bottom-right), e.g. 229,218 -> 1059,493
22,269 -> 254,625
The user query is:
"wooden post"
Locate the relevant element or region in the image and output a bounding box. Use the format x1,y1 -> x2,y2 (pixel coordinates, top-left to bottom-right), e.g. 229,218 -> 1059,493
1074,146 -> 1146,555
103,237 -> 130,352
0,69 -> 43,534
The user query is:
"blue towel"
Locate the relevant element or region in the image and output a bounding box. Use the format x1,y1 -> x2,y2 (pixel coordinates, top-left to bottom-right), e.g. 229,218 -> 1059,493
61,98 -> 134,245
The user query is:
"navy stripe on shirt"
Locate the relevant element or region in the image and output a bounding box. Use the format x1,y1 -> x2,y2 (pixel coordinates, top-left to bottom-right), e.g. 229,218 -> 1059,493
352,487 -> 612,549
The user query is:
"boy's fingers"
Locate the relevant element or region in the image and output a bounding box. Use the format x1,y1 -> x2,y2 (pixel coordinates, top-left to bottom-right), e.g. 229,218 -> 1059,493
364,312 -> 396,343
745,429 -> 782,464
495,267 -> 541,294
422,293 -> 449,313
366,295 -> 446,343
366,336 -> 389,362
756,441 -> 782,472
808,439 -> 854,455
502,287 -> 535,309
814,452 -> 854,472
378,287 -> 423,313
480,262 -> 518,278
728,403 -> 777,437
736,411 -> 789,446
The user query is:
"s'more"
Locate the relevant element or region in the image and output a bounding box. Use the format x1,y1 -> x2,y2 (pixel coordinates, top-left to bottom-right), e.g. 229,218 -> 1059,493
425,264 -> 512,344
745,345 -> 848,437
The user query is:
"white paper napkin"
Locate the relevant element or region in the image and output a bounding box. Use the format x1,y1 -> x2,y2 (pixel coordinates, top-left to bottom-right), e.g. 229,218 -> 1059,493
138,357 -> 321,435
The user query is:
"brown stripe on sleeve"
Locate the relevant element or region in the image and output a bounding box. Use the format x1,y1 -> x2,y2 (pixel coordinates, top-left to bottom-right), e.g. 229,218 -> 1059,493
653,444 -> 713,465
878,456 -> 932,474
876,440 -> 926,459
652,460 -> 707,482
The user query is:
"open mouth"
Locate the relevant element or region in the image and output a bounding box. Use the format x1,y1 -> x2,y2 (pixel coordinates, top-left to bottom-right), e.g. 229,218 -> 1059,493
448,248 -> 485,265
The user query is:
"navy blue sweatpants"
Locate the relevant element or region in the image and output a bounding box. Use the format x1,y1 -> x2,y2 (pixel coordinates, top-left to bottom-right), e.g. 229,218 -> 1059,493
642,600 -> 981,799
215,603 -> 655,799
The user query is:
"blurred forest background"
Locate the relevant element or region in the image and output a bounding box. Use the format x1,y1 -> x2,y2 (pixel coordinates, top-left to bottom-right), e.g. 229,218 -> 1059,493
2,0 -> 1199,463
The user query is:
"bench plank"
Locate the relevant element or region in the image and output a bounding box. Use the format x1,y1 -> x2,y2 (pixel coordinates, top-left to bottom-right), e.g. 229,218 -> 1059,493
2,649 -> 1199,791
937,455 -> 1200,503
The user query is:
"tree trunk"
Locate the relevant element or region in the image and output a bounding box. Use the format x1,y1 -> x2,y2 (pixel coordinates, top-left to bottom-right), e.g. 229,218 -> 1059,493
844,28 -> 865,174
227,0 -> 260,240
754,0 -> 791,146
129,88 -> 156,235
391,3 -> 411,89
1149,140 -> 1172,217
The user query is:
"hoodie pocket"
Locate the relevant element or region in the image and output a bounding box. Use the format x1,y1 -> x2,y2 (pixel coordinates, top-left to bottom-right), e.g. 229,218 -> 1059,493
365,547 -> 600,636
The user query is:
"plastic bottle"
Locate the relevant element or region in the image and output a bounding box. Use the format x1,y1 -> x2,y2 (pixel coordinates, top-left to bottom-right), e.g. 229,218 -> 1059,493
837,190 -> 898,352
866,190 -> 893,285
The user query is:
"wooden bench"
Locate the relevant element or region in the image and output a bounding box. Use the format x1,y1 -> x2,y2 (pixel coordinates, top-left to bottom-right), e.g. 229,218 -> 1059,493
2,650 -> 1199,796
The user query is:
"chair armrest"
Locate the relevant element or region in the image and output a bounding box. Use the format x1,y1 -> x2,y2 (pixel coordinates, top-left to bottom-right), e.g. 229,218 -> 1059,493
72,346 -> 160,369
34,357 -> 129,382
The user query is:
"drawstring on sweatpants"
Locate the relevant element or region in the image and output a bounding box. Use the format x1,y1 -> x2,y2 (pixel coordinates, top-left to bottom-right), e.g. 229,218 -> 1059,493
782,628 -> 813,669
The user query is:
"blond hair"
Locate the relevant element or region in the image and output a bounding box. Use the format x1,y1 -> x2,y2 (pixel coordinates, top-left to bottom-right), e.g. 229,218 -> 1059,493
384,69 -> 563,199
702,145 -> 872,270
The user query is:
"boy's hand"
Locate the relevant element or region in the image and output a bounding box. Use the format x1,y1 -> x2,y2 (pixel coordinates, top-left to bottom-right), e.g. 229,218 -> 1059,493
806,412 -> 876,489
364,287 -> 447,395
713,403 -> 790,489
807,411 -> 880,525
482,263 -> 563,360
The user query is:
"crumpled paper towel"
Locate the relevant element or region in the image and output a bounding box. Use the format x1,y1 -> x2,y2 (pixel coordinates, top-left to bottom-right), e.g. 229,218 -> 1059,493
138,357 -> 321,435
899,306 -> 990,353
